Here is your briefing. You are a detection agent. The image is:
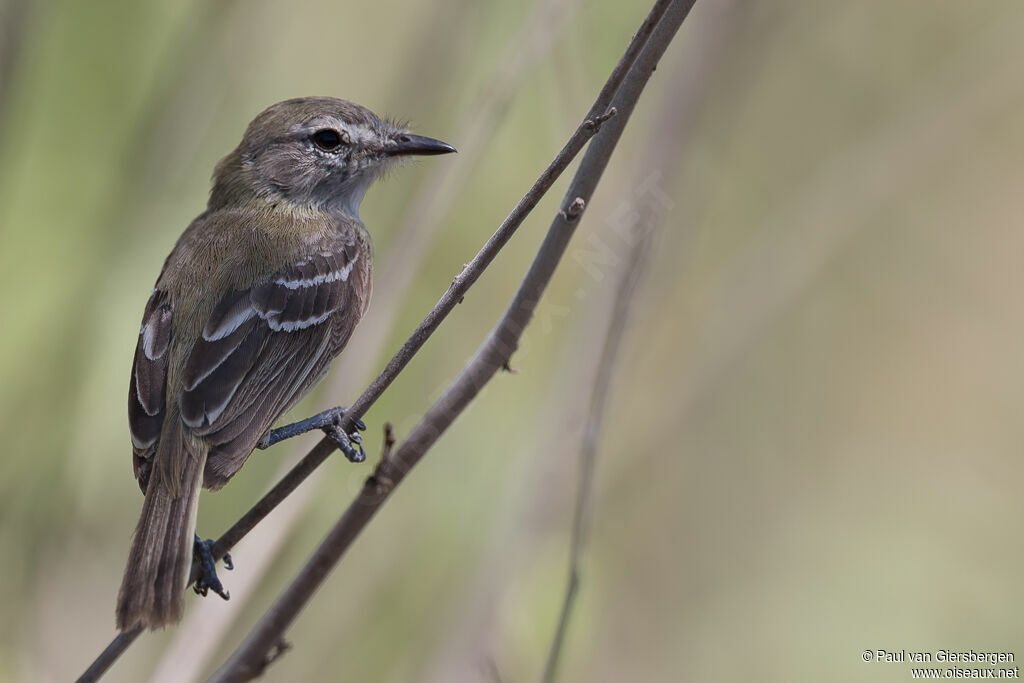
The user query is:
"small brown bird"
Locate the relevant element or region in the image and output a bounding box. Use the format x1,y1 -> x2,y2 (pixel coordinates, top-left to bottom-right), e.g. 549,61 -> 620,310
117,97 -> 455,630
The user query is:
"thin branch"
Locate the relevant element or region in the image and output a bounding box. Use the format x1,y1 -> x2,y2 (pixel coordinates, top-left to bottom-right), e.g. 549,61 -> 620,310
75,631 -> 142,683
210,1 -> 696,680
541,205 -> 655,683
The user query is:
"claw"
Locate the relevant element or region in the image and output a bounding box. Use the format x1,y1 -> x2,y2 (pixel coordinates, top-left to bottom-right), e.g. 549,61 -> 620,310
325,425 -> 366,463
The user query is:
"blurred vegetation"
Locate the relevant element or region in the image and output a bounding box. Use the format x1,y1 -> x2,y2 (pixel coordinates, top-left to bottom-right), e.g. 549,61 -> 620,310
2,0 -> 1023,681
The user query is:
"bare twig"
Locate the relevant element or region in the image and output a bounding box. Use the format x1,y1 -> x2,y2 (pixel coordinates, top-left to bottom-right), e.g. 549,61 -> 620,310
540,201 -> 655,683
75,631 -> 141,683
379,422 -> 396,463
209,1 -> 696,680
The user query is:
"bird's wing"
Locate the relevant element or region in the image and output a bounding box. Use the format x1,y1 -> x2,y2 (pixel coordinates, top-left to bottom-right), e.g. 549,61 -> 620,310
179,239 -> 370,486
128,234 -> 371,492
128,288 -> 174,490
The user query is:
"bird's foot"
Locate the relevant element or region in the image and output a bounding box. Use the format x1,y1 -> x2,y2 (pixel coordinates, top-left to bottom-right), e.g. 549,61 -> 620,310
192,534 -> 232,601
258,406 -> 366,463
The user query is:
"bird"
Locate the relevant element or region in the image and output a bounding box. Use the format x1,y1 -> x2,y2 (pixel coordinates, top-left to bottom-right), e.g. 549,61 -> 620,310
116,96 -> 455,630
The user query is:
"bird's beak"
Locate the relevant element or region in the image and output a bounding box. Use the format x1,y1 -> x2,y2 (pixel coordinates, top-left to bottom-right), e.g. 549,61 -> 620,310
387,133 -> 457,156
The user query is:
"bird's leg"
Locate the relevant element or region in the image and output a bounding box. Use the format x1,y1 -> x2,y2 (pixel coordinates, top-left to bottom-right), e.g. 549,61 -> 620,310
192,534 -> 232,600
257,406 -> 367,463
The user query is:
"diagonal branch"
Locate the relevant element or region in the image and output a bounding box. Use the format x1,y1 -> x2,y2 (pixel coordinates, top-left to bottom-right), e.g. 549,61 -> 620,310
209,1 -> 697,680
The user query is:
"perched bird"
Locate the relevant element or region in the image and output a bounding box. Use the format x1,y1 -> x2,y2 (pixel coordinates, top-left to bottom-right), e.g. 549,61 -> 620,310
117,97 -> 455,630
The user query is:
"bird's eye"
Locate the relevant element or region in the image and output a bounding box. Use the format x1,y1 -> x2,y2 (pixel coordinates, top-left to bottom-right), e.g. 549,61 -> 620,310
312,129 -> 345,151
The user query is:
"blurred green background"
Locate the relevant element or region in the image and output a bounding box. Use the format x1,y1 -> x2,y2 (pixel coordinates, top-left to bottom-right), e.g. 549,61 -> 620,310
2,0 -> 1023,681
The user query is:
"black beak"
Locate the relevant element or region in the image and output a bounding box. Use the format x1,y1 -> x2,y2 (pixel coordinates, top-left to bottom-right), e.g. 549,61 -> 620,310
387,133 -> 457,156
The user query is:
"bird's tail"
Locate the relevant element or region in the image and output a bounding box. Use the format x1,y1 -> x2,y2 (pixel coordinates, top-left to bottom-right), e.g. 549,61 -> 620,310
116,425 -> 207,630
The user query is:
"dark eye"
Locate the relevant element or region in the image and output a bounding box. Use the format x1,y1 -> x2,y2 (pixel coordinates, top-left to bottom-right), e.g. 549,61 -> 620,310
312,129 -> 344,151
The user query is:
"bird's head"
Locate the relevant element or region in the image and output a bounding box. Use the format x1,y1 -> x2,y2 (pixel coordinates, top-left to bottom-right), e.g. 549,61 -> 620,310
210,96 -> 455,217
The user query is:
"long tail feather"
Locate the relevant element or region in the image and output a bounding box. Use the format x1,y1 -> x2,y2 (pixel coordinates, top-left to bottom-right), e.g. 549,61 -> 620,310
116,426 -> 206,630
